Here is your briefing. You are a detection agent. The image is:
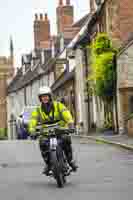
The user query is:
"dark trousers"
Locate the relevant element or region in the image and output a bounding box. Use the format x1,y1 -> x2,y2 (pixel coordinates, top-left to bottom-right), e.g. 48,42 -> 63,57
39,135 -> 73,165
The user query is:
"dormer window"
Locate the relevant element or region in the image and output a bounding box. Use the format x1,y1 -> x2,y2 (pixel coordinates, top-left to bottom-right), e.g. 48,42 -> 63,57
31,50 -> 38,71
23,54 -> 31,65
60,34 -> 64,52
30,59 -> 34,71
32,50 -> 37,60
22,55 -> 30,75
41,50 -> 45,64
52,43 -> 55,58
22,64 -> 26,75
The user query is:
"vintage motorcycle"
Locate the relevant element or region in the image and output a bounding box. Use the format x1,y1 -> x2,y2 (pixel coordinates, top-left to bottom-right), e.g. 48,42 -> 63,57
34,122 -> 75,188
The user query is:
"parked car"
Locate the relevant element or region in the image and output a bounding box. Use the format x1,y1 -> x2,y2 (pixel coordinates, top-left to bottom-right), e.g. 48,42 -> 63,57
17,106 -> 37,139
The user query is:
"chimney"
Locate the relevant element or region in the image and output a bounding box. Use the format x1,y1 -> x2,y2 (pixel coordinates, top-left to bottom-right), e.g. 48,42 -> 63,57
34,14 -> 40,48
90,0 -> 95,13
56,0 -> 74,35
35,13 -> 38,20
66,0 -> 70,5
34,13 -> 51,49
40,13 -> 43,20
45,13 -> 48,20
59,0 -> 63,6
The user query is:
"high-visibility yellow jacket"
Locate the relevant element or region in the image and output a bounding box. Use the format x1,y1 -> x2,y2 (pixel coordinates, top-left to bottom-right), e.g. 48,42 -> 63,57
28,101 -> 74,134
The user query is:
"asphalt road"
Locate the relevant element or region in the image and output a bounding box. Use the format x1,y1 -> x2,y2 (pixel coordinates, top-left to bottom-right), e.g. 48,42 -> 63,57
0,138 -> 133,200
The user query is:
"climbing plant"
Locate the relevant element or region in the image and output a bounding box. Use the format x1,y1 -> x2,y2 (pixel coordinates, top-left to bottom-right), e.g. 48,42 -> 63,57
89,33 -> 117,129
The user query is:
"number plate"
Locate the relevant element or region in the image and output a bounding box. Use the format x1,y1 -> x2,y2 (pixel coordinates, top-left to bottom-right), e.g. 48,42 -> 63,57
50,138 -> 57,150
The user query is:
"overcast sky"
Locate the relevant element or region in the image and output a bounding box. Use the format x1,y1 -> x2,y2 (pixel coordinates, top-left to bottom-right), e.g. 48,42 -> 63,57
0,0 -> 90,67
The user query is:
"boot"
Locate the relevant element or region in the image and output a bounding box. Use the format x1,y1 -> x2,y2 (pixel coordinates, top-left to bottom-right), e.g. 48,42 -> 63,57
41,152 -> 51,175
66,148 -> 78,172
42,164 -> 51,175
69,160 -> 78,172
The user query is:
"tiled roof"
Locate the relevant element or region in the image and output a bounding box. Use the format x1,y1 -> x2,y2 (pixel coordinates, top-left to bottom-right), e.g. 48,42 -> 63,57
41,57 -> 56,73
51,70 -> 74,92
72,13 -> 91,28
7,62 -> 41,93
68,3 -> 105,49
7,68 -> 23,92
7,57 -> 57,93
119,32 -> 133,55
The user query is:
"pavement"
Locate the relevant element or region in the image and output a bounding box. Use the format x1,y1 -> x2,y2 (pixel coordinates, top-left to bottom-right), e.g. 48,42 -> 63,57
73,131 -> 133,151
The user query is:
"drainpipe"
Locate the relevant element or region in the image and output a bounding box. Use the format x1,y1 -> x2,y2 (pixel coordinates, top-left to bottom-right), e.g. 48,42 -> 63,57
83,47 -> 91,131
113,53 -> 119,134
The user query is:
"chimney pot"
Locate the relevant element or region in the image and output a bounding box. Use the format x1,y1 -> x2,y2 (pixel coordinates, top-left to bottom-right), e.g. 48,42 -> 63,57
40,13 -> 43,20
59,0 -> 63,6
35,14 -> 38,20
45,13 -> 48,20
66,0 -> 70,5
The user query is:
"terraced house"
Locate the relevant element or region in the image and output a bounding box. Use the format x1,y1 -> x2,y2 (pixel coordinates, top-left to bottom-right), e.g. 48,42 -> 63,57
7,0 -> 89,139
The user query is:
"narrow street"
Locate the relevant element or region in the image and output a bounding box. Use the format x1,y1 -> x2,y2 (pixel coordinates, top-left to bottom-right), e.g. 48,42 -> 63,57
0,139 -> 133,199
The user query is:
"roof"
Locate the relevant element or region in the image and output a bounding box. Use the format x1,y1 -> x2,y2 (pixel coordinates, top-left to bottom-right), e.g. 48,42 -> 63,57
67,3 -> 105,49
8,62 -> 41,93
72,13 -> 91,28
7,57 -> 57,93
7,68 -> 23,92
51,70 -> 74,92
41,57 -> 56,74
67,16 -> 91,49
118,32 -> 133,56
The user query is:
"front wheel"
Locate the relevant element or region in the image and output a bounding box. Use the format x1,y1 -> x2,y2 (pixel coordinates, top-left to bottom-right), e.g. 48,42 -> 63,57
50,151 -> 64,188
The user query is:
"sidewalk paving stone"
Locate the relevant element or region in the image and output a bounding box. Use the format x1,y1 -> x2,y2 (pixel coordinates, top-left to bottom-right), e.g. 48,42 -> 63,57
73,132 -> 133,151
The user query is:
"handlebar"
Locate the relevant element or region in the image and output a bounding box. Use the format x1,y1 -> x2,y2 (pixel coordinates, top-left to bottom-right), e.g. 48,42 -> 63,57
37,120 -> 60,126
32,122 -> 75,139
36,127 -> 75,133
36,121 -> 75,132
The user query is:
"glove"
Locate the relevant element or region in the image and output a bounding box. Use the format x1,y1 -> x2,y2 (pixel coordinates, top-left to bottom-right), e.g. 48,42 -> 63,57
68,123 -> 74,129
68,123 -> 75,134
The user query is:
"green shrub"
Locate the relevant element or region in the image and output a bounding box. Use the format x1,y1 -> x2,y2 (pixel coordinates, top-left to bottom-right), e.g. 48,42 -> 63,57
0,128 -> 7,140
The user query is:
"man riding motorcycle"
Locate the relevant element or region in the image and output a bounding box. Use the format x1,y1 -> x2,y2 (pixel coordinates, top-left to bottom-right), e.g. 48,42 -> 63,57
28,86 -> 77,175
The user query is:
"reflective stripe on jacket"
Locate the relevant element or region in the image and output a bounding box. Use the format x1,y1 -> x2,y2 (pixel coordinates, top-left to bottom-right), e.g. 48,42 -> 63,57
28,101 -> 74,134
